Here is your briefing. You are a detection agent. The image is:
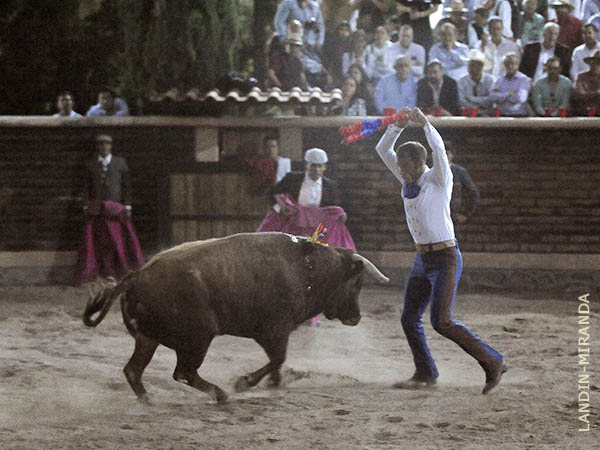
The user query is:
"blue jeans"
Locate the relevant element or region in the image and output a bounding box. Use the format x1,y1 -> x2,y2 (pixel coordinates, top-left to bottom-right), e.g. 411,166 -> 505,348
401,246 -> 502,379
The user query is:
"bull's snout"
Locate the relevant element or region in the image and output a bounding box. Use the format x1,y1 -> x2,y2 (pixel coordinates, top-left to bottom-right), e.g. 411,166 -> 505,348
341,315 -> 361,326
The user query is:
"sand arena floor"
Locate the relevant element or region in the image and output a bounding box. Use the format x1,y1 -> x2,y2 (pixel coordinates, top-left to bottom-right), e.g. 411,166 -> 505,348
0,284 -> 597,449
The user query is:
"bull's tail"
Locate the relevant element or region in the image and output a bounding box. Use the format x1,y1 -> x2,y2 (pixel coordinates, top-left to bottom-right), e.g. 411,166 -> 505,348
83,273 -> 134,327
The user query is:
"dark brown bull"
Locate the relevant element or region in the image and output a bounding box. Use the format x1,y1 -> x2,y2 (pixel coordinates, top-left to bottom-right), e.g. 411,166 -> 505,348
83,232 -> 389,403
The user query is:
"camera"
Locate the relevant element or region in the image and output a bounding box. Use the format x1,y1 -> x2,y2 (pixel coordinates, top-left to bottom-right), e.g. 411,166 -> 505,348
397,0 -> 442,12
304,17 -> 320,34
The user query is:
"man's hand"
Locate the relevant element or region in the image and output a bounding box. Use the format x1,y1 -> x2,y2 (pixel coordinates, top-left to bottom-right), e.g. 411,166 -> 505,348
395,107 -> 412,127
410,107 -> 429,126
455,213 -> 468,224
341,212 -> 348,223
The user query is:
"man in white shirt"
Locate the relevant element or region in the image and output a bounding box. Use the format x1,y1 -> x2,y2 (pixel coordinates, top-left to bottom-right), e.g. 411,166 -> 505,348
264,136 -> 291,183
266,148 -> 345,221
384,24 -> 427,79
429,23 -> 471,81
364,25 -> 393,85
571,23 -> 599,79
458,49 -> 497,115
374,107 -> 506,394
53,91 -> 82,118
474,16 -> 520,77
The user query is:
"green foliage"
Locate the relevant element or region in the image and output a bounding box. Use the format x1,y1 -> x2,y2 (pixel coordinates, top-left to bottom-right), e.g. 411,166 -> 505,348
0,0 -> 248,114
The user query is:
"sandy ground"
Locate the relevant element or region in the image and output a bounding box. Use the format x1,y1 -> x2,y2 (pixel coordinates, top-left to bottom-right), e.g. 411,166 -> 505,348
0,284 -> 597,450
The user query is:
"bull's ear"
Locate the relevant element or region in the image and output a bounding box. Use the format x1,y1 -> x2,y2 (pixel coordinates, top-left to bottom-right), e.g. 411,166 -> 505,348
345,259 -> 363,280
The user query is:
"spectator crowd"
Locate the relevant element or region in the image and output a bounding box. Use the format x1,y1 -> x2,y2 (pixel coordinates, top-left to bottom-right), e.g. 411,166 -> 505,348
258,0 -> 600,117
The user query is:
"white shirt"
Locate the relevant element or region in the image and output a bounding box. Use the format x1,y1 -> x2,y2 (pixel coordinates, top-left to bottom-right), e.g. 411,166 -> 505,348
571,43 -> 599,80
384,42 -> 426,79
476,37 -> 521,78
97,153 -> 112,166
375,123 -> 455,245
275,157 -> 291,183
534,46 -> 556,83
364,41 -> 393,82
298,174 -> 323,207
457,72 -> 497,115
53,110 -> 82,118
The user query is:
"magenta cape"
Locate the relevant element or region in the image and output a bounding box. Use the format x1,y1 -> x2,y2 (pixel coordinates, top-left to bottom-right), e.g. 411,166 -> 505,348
73,201 -> 145,285
257,195 -> 356,250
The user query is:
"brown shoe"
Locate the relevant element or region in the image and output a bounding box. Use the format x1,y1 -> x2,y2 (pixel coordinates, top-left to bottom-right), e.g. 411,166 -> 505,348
393,375 -> 437,390
482,362 -> 508,394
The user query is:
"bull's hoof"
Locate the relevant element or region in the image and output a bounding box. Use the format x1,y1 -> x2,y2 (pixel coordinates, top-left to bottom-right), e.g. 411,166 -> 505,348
137,393 -> 152,405
212,387 -> 229,404
234,376 -> 251,393
267,374 -> 281,388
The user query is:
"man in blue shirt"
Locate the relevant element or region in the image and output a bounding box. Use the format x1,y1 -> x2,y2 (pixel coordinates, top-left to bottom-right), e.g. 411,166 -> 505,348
374,56 -> 418,113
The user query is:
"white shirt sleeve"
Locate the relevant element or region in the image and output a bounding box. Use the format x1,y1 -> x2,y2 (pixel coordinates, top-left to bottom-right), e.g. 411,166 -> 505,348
424,123 -> 452,187
375,125 -> 405,183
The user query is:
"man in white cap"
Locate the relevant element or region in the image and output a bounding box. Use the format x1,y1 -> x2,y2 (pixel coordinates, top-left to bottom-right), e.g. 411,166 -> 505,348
266,147 -> 344,219
458,49 -> 497,115
550,0 -> 583,54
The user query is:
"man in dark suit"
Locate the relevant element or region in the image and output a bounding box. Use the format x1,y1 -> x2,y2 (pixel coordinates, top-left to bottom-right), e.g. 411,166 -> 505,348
266,148 -> 345,219
417,59 -> 460,116
519,22 -> 570,81
74,134 -> 144,284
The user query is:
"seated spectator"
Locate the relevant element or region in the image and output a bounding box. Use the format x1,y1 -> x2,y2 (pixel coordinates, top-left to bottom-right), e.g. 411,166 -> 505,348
436,1 -> 471,46
364,25 -> 393,85
571,23 -> 599,79
348,62 -> 377,114
301,42 -> 334,90
490,53 -> 532,116
274,0 -> 325,52
520,0 -> 546,47
343,29 -> 369,76
417,59 -> 461,115
384,24 -> 426,79
582,0 -> 600,22
474,16 -> 521,77
467,7 -> 491,47
374,55 -> 418,113
520,22 -> 571,81
53,91 -> 82,117
267,28 -> 309,90
396,0 -> 439,52
340,75 -> 368,116
86,88 -> 130,117
551,0 -> 584,54
323,21 -> 353,85
571,49 -> 600,114
429,22 -> 470,81
458,49 -> 497,115
483,0 -> 515,39
531,56 -> 572,115
356,0 -> 391,38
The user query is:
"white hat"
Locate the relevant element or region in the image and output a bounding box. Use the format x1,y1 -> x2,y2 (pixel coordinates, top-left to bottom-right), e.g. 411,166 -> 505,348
462,49 -> 492,71
304,148 -> 328,164
95,134 -> 113,143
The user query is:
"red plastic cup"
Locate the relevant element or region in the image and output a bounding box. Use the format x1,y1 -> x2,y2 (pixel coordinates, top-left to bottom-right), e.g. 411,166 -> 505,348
469,107 -> 478,117
493,107 -> 501,118
545,108 -> 553,117
436,106 -> 443,117
383,108 -> 396,116
587,106 -> 597,117
559,107 -> 567,118
460,107 -> 468,116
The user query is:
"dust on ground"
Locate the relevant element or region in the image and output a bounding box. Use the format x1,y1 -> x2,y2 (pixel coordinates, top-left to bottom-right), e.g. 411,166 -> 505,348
0,285 -> 597,449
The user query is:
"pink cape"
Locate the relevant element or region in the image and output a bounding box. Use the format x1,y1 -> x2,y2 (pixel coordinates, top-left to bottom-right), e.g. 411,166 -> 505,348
73,201 -> 145,285
257,195 -> 356,250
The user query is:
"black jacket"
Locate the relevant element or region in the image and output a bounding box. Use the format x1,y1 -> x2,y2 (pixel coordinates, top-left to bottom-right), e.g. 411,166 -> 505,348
83,154 -> 131,205
416,76 -> 460,116
266,171 -> 341,207
519,42 -> 571,79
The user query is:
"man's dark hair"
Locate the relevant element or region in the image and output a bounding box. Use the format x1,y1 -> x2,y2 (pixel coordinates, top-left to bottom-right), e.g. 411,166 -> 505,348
474,7 -> 490,18
396,141 -> 427,162
584,23 -> 598,33
99,87 -> 115,97
57,90 -> 73,99
263,135 -> 278,144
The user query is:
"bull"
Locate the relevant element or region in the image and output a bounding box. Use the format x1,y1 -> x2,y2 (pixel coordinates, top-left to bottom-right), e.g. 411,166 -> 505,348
83,232 -> 389,404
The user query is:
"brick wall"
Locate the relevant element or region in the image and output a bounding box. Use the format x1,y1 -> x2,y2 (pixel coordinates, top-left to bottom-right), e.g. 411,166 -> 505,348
1,117 -> 599,254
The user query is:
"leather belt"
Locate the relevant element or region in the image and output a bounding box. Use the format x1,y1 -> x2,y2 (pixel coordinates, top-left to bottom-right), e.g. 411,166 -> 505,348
415,239 -> 456,254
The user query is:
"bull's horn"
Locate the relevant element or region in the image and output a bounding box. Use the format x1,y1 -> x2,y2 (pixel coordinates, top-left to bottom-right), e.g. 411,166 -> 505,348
351,253 -> 390,283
